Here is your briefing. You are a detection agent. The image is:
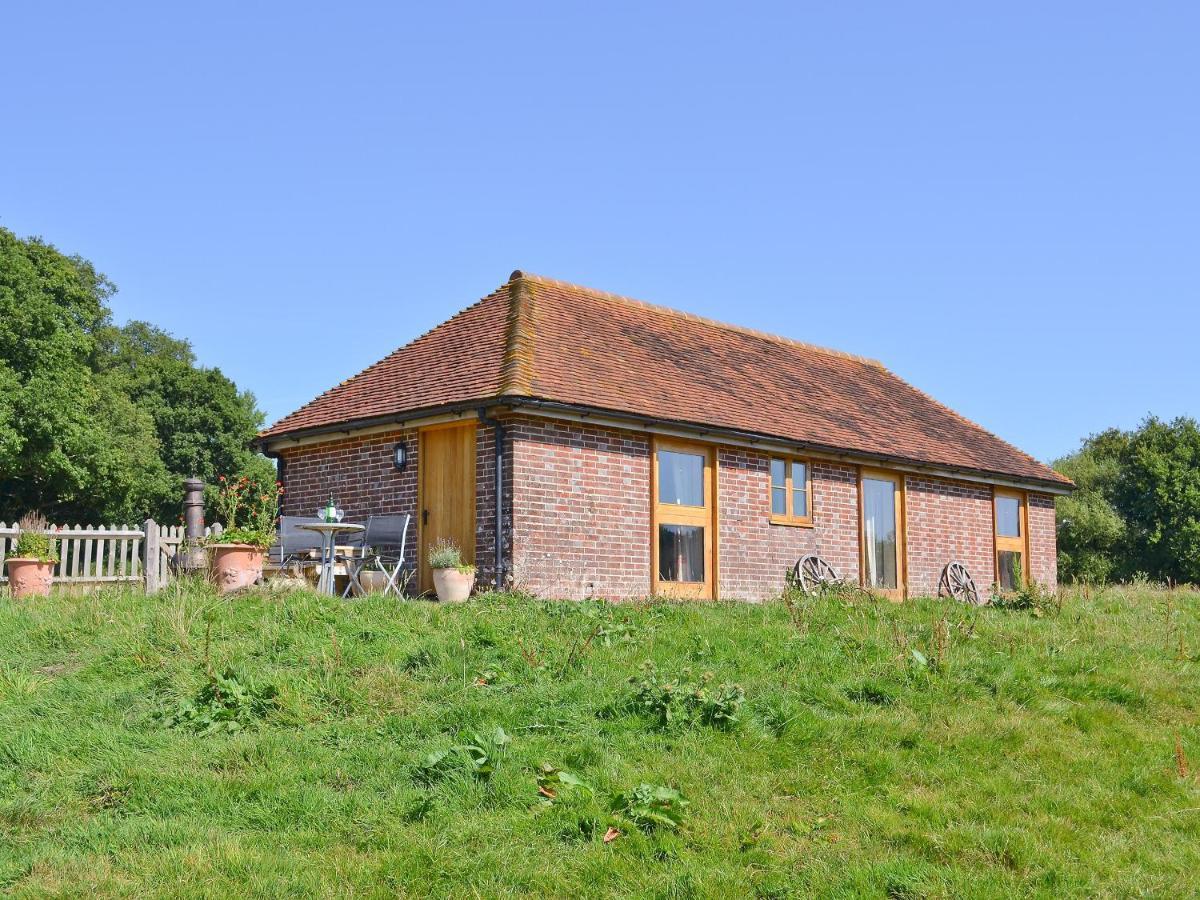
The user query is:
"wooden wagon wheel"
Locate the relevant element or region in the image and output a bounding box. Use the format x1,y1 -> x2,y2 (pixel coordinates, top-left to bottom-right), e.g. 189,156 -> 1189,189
938,561 -> 982,605
792,554 -> 840,596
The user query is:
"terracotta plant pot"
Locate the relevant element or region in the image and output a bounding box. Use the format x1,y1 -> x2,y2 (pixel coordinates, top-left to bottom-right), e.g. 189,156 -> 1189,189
432,567 -> 475,603
5,559 -> 54,599
209,543 -> 265,594
354,569 -> 390,597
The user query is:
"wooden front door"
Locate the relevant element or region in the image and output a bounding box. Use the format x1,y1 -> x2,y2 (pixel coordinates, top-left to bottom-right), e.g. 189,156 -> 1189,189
651,437 -> 716,599
419,423 -> 477,593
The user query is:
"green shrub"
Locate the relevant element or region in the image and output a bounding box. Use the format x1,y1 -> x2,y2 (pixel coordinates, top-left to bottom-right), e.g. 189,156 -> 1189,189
414,726 -> 512,784
166,668 -> 278,735
625,662 -> 744,730
610,783 -> 689,832
696,680 -> 747,729
536,763 -> 592,801
990,576 -> 1061,617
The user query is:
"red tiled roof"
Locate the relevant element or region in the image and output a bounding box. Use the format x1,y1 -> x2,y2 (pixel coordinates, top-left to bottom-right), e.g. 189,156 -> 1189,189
261,285 -> 512,437
261,272 -> 1071,488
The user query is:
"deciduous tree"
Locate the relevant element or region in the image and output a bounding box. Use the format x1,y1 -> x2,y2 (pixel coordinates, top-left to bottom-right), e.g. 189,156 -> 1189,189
0,228 -> 269,523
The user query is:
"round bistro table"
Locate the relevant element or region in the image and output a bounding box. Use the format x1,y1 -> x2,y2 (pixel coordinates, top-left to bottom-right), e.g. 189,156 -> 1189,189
296,522 -> 365,595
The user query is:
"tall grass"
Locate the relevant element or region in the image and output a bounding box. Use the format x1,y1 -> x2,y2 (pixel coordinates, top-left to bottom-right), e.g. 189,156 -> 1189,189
0,581 -> 1197,897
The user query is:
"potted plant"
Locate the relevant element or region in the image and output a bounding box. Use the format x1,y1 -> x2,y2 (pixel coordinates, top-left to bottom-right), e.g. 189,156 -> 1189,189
4,512 -> 59,599
427,539 -> 475,602
352,551 -> 391,596
207,475 -> 281,594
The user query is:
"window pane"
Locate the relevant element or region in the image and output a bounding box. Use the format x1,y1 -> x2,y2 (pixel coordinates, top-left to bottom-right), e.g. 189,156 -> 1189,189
659,450 -> 705,506
791,461 -> 808,517
771,487 -> 787,515
659,524 -> 704,583
998,550 -> 1023,590
862,477 -> 897,589
996,496 -> 1021,537
770,458 -> 786,487
770,458 -> 787,515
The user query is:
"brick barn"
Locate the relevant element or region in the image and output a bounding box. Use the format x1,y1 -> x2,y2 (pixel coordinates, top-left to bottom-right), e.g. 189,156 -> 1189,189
259,271 -> 1071,601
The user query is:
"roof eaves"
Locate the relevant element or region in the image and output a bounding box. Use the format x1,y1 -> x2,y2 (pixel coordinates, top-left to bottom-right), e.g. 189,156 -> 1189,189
504,396 -> 1075,493
256,398 -> 503,450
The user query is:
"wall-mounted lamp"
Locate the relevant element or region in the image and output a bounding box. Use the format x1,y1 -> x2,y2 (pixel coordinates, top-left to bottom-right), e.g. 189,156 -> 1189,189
393,442 -> 408,471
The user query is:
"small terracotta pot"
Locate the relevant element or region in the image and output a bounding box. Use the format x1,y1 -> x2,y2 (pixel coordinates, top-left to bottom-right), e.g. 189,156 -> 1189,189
432,567 -> 475,603
209,544 -> 264,594
5,559 -> 54,599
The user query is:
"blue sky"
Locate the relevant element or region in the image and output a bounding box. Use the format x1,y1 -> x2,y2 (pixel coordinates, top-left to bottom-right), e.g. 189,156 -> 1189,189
3,2 -> 1196,463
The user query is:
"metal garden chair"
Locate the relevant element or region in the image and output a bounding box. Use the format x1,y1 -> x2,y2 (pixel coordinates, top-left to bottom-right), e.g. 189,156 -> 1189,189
339,514 -> 412,598
273,516 -> 326,574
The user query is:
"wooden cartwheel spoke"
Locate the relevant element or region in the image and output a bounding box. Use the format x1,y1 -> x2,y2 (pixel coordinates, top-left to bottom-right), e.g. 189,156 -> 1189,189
939,561 -> 983,606
792,554 -> 840,596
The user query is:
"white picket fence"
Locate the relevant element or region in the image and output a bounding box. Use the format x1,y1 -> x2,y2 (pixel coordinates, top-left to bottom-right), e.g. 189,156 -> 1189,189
0,519 -> 222,593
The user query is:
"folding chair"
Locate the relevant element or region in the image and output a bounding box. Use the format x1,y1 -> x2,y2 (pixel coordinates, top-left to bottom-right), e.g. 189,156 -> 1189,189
274,516 -> 326,575
340,514 -> 411,598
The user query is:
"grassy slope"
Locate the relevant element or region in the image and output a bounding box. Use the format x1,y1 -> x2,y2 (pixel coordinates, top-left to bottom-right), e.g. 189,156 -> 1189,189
1,584 -> 1198,898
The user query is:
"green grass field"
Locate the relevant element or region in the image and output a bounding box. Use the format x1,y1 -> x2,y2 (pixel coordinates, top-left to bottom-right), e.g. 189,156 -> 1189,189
1,582 -> 1198,898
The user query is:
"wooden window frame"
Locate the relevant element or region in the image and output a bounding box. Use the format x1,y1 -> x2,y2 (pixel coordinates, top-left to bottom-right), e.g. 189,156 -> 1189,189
992,487 -> 1029,589
768,455 -> 814,527
858,467 -> 907,601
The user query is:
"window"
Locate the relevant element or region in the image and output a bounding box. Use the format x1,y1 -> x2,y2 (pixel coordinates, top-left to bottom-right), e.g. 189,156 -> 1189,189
994,489 -> 1027,591
659,524 -> 705,583
769,456 -> 812,525
862,474 -> 900,590
658,449 -> 706,507
995,495 -> 1021,538
652,438 -> 714,599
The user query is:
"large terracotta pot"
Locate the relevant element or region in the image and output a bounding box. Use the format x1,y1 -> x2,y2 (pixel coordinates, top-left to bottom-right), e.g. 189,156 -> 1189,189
5,559 -> 54,599
432,567 -> 475,603
209,543 -> 264,594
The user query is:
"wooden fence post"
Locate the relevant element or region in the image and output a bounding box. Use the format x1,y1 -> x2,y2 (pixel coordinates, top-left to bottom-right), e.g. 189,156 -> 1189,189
144,519 -> 160,594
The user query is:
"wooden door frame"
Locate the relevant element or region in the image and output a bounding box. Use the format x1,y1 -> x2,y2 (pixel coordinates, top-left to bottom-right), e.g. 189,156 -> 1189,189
417,421 -> 477,594
858,467 -> 907,601
992,487 -> 1029,588
650,436 -> 718,600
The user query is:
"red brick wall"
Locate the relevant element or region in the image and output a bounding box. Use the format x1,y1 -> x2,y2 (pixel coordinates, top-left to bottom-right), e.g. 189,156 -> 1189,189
276,422 -> 509,591
276,416 -> 1059,600
467,422 -> 511,589
507,416 -> 651,599
279,428 -> 418,522
903,476 -> 995,596
716,450 -> 859,600
1028,492 -> 1057,589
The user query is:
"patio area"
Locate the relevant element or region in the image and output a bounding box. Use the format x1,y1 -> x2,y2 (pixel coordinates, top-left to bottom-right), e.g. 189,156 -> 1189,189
269,511 -> 413,598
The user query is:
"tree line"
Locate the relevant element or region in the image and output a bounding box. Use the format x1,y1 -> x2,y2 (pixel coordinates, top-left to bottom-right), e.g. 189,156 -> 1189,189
0,228 -> 272,524
1054,416 -> 1200,584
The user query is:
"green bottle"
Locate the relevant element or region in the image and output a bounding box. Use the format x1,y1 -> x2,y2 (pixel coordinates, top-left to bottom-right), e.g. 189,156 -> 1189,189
325,493 -> 337,523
